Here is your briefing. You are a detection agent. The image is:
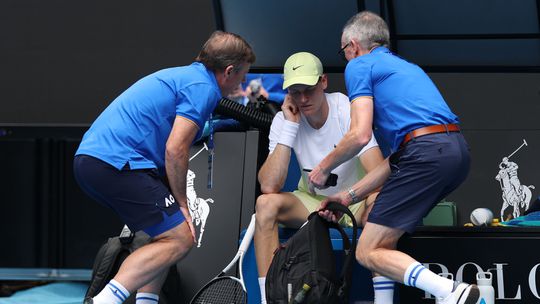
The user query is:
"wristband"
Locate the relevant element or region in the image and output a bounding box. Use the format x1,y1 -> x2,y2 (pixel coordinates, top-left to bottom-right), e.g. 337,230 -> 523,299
277,120 -> 299,148
347,187 -> 359,204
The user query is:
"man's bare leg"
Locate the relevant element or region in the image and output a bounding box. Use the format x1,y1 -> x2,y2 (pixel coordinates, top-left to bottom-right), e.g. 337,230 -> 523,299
357,222 -> 478,303
254,193 -> 310,276
352,195 -> 395,303
254,193 -> 310,303
91,222 -> 193,304
114,222 -> 193,292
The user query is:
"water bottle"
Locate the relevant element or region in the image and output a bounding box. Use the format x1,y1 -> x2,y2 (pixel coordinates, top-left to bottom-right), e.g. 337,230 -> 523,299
290,283 -> 311,304
476,271 -> 495,304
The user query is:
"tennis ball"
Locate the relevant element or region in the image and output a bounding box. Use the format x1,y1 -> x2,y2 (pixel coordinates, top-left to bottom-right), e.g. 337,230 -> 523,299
470,208 -> 494,226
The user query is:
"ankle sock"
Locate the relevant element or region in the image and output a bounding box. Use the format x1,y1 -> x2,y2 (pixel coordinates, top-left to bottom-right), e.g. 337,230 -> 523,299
93,279 -> 130,304
403,262 -> 453,298
136,292 -> 159,304
373,276 -> 394,303
259,277 -> 267,304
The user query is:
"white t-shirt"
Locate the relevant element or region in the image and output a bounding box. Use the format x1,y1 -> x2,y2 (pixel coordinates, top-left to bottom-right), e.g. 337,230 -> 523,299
268,92 -> 378,197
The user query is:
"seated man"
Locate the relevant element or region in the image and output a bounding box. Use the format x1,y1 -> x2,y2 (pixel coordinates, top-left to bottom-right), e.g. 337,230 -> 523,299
254,52 -> 388,303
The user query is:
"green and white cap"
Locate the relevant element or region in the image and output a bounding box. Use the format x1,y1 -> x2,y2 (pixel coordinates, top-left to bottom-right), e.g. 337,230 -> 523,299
282,52 -> 323,89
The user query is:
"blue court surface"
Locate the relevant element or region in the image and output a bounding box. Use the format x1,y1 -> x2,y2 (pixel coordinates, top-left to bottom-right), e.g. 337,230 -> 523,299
0,282 -> 87,304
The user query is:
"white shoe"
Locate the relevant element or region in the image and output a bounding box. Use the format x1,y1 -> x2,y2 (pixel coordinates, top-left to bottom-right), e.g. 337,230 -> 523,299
436,282 -> 480,304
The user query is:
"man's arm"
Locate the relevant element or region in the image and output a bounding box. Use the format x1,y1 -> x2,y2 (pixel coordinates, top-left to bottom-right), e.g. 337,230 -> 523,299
348,156 -> 390,203
165,116 -> 198,240
309,96 -> 375,188
258,145 -> 292,194
258,94 -> 300,194
319,157 -> 391,222
357,145 -> 384,220
358,144 -> 385,198
359,145 -> 384,174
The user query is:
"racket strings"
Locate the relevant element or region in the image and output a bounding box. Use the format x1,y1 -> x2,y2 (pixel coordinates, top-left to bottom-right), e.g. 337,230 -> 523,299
192,277 -> 246,304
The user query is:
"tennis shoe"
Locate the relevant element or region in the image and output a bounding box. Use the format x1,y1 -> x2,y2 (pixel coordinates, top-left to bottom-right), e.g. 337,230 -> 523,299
436,282 -> 479,304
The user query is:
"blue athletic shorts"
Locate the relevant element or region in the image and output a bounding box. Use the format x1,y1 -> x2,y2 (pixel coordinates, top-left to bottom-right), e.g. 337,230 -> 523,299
368,132 -> 470,233
73,154 -> 185,237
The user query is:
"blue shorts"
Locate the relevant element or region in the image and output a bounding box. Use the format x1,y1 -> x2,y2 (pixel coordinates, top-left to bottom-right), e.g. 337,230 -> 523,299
73,155 -> 185,237
368,132 -> 470,233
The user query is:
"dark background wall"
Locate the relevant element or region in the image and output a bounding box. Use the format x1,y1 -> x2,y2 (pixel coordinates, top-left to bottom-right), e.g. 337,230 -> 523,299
0,0 -> 217,268
0,0 -> 539,272
0,0 -> 216,124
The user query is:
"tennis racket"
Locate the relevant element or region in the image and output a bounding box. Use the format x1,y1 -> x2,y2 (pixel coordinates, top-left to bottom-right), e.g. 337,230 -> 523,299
190,214 -> 256,304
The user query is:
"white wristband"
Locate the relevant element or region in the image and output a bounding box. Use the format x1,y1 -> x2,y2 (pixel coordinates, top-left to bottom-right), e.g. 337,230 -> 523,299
277,120 -> 299,148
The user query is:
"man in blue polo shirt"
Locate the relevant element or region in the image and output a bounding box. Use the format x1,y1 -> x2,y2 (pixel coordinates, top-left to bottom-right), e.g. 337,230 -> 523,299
309,12 -> 476,304
74,31 -> 255,304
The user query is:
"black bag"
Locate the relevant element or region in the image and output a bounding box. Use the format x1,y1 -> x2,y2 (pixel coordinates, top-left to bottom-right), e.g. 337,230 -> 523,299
85,226 -> 181,304
265,202 -> 358,304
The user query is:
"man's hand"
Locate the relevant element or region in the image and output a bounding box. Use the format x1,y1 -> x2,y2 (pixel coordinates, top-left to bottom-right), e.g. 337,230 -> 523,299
318,192 -> 351,222
246,83 -> 269,104
308,165 -> 330,190
179,201 -> 196,243
281,94 -> 300,123
228,84 -> 246,100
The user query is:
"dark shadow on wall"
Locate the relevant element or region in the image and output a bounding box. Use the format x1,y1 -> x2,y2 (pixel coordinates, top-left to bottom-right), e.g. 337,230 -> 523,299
0,0 -> 216,125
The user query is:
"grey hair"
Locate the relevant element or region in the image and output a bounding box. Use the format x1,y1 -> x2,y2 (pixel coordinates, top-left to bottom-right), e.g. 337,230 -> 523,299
342,11 -> 390,50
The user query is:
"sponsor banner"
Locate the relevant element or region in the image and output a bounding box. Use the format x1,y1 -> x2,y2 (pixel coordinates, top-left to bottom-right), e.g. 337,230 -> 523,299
398,229 -> 540,302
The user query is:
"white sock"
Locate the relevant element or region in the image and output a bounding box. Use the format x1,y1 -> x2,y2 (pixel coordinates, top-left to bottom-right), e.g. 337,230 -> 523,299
93,279 -> 130,304
259,277 -> 267,304
403,262 -> 453,298
136,292 -> 159,304
373,276 -> 394,304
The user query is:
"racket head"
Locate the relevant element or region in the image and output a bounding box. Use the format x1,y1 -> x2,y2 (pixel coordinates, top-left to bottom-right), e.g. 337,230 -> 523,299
190,276 -> 247,304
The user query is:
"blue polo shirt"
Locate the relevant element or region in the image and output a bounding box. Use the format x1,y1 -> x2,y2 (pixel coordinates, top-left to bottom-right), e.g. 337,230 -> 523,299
345,47 -> 458,152
76,62 -> 221,171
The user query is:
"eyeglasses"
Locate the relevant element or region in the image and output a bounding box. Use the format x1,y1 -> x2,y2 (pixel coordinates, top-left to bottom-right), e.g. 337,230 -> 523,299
338,42 -> 350,62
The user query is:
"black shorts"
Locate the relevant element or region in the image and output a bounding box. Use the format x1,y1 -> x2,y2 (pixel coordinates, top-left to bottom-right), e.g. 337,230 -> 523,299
368,132 -> 470,233
73,154 -> 185,237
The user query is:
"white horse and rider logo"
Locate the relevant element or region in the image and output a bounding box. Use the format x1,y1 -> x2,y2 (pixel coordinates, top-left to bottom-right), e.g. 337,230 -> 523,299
187,144 -> 215,248
495,139 -> 535,221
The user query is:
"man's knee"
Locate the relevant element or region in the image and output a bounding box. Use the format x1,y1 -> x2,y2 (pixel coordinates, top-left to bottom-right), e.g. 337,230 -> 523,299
355,226 -> 400,269
154,222 -> 194,262
355,242 -> 372,268
255,194 -> 281,221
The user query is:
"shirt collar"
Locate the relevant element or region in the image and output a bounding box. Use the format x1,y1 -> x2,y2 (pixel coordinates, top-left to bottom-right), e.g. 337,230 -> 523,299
370,46 -> 390,54
194,62 -> 222,98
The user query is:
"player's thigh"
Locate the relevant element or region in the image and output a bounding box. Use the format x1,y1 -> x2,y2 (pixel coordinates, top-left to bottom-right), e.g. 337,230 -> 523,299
74,155 -> 180,234
354,195 -> 376,227
153,220 -> 193,246
274,192 -> 312,228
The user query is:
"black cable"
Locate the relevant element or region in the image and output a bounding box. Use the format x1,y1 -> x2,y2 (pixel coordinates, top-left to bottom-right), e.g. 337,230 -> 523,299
214,97 -> 275,130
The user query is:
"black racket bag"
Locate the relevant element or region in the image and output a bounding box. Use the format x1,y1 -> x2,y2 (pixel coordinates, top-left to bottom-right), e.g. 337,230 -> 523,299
265,202 -> 358,304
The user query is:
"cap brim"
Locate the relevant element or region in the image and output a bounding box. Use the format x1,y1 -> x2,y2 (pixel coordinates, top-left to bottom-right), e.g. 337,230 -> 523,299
282,75 -> 320,90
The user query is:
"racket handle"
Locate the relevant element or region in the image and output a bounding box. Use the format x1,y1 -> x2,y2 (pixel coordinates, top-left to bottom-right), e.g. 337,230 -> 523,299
238,214 -> 256,253
221,214 -> 256,275
207,149 -> 214,189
